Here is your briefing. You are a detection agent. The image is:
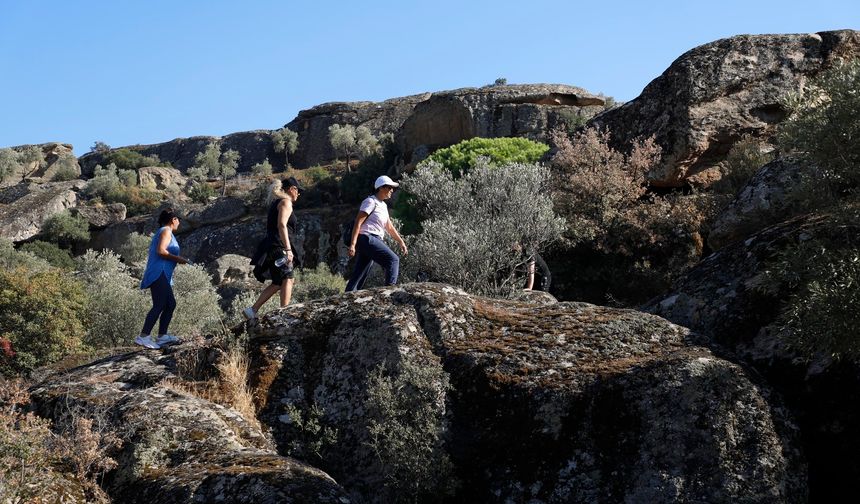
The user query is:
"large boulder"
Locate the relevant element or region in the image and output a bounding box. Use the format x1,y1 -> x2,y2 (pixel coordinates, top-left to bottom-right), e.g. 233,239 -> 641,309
590,29 -> 860,187
73,202 -> 127,229
208,254 -> 256,285
138,166 -> 188,191
646,213 -> 860,501
708,157 -> 805,250
248,283 -> 805,503
0,180 -> 85,242
29,348 -> 351,503
286,94 -> 431,168
396,84 -> 604,167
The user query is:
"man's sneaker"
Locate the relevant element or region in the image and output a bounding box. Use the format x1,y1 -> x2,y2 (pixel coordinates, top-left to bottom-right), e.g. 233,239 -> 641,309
134,335 -> 161,349
242,307 -> 257,321
156,334 -> 180,345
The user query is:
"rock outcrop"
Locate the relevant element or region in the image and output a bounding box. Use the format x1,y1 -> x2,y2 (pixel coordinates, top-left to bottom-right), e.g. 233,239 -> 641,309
0,180 -> 85,242
396,84 -> 604,167
590,29 -> 860,187
646,213 -> 860,501
1,143 -> 80,186
79,132 -> 277,177
286,94 -> 431,168
708,157 -> 806,250
73,202 -> 127,229
29,347 -> 351,504
248,283 -> 805,503
138,166 -> 188,191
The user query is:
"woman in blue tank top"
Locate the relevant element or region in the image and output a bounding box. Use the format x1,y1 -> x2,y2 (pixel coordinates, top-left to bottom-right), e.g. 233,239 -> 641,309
135,208 -> 190,349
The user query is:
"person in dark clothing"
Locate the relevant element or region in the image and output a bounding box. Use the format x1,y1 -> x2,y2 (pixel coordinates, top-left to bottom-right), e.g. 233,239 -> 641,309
137,208 -> 191,349
244,177 -> 303,320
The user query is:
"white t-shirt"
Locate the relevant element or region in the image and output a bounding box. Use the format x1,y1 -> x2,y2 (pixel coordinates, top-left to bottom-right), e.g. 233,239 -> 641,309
359,196 -> 388,238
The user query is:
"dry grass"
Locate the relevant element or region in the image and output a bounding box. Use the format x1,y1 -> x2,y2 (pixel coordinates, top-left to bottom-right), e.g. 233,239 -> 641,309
161,345 -> 261,431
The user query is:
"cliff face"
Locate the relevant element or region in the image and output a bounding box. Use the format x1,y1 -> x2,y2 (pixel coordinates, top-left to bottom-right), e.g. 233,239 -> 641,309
590,29 -> 860,187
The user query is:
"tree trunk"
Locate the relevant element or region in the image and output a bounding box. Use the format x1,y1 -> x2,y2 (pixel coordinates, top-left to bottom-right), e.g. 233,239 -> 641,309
222,172 -> 227,196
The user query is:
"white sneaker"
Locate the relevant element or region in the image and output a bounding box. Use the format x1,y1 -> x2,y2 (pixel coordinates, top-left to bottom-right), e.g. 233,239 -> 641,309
156,334 -> 180,345
134,335 -> 161,349
242,307 -> 257,321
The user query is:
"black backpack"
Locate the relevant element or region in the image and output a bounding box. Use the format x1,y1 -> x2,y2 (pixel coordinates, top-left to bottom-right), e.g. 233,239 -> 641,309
342,197 -> 377,246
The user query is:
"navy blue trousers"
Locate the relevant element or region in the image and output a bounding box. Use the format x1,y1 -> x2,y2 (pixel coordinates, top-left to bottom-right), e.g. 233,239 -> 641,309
345,234 -> 399,291
141,273 -> 176,336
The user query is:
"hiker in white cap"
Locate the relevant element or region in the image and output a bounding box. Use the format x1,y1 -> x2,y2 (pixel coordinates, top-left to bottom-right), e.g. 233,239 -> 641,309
345,175 -> 408,291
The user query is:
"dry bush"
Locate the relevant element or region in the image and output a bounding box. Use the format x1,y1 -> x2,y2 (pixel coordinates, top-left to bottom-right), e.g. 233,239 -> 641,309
161,343 -> 260,431
549,127 -> 716,304
0,379 -> 117,503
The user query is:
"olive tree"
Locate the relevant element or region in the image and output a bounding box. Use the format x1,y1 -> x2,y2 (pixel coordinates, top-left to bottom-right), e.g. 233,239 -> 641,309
0,148 -> 19,183
328,124 -> 379,172
189,143 -> 240,196
400,158 -> 565,297
272,128 -> 299,168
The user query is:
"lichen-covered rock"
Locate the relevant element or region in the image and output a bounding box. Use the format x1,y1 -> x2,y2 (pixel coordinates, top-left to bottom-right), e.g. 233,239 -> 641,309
708,157 -> 805,250
646,213 -> 860,501
248,283 -> 805,503
29,348 -> 350,504
208,254 -> 255,285
0,180 -> 85,242
590,29 -> 860,187
73,202 -> 127,229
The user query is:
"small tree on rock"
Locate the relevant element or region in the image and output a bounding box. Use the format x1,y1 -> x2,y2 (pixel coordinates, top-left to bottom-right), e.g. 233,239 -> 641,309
329,124 -> 379,172
190,143 -> 240,196
17,146 -> 44,181
272,128 -> 299,168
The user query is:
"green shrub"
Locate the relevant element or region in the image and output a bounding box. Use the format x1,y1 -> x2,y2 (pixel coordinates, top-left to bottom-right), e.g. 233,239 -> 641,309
18,241 -> 75,270
0,268 -> 88,374
0,239 -> 52,272
188,181 -> 217,203
41,211 -> 90,249
365,359 -> 457,501
84,163 -> 158,216
303,165 -> 331,184
340,156 -> 385,204
76,250 -> 150,349
754,230 -> 860,360
118,232 -> 151,266
779,59 -> 860,190
293,264 -> 346,303
50,154 -> 79,182
424,137 -> 550,177
251,159 -> 273,177
170,265 -> 223,337
401,159 -> 565,297
101,148 -> 167,171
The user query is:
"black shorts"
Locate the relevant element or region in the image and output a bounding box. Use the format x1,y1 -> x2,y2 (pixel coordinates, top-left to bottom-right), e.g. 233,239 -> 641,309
268,259 -> 295,285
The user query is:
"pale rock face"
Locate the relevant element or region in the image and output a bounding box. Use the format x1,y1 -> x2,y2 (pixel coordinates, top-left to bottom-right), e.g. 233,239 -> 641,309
0,180 -> 85,242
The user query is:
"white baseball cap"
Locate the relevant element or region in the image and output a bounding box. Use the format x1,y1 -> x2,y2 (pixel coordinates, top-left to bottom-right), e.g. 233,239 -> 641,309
374,175 -> 400,190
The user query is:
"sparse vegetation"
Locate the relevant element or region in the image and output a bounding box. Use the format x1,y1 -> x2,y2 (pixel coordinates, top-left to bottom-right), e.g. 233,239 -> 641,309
365,359 -> 457,502
713,135 -> 774,195
251,159 -> 273,177
100,148 -> 167,171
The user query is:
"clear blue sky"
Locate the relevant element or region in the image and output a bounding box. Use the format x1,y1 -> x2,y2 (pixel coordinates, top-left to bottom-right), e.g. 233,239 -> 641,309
1,0 -> 857,154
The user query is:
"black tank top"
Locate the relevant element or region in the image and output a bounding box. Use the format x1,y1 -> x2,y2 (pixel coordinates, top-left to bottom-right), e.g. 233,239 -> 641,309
266,198 -> 296,248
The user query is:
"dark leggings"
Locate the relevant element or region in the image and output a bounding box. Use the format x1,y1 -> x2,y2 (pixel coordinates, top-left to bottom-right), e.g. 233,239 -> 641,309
141,273 -> 176,336
345,234 -> 400,291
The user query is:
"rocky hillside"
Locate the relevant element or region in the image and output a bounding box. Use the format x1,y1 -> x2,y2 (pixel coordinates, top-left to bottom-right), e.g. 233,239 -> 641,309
29,284 -> 806,503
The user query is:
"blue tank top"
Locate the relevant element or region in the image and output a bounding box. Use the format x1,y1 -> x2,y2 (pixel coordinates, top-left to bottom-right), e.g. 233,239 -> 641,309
140,227 -> 180,289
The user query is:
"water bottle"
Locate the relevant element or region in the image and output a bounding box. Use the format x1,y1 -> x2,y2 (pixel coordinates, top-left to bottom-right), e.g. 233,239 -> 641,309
274,257 -> 287,267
